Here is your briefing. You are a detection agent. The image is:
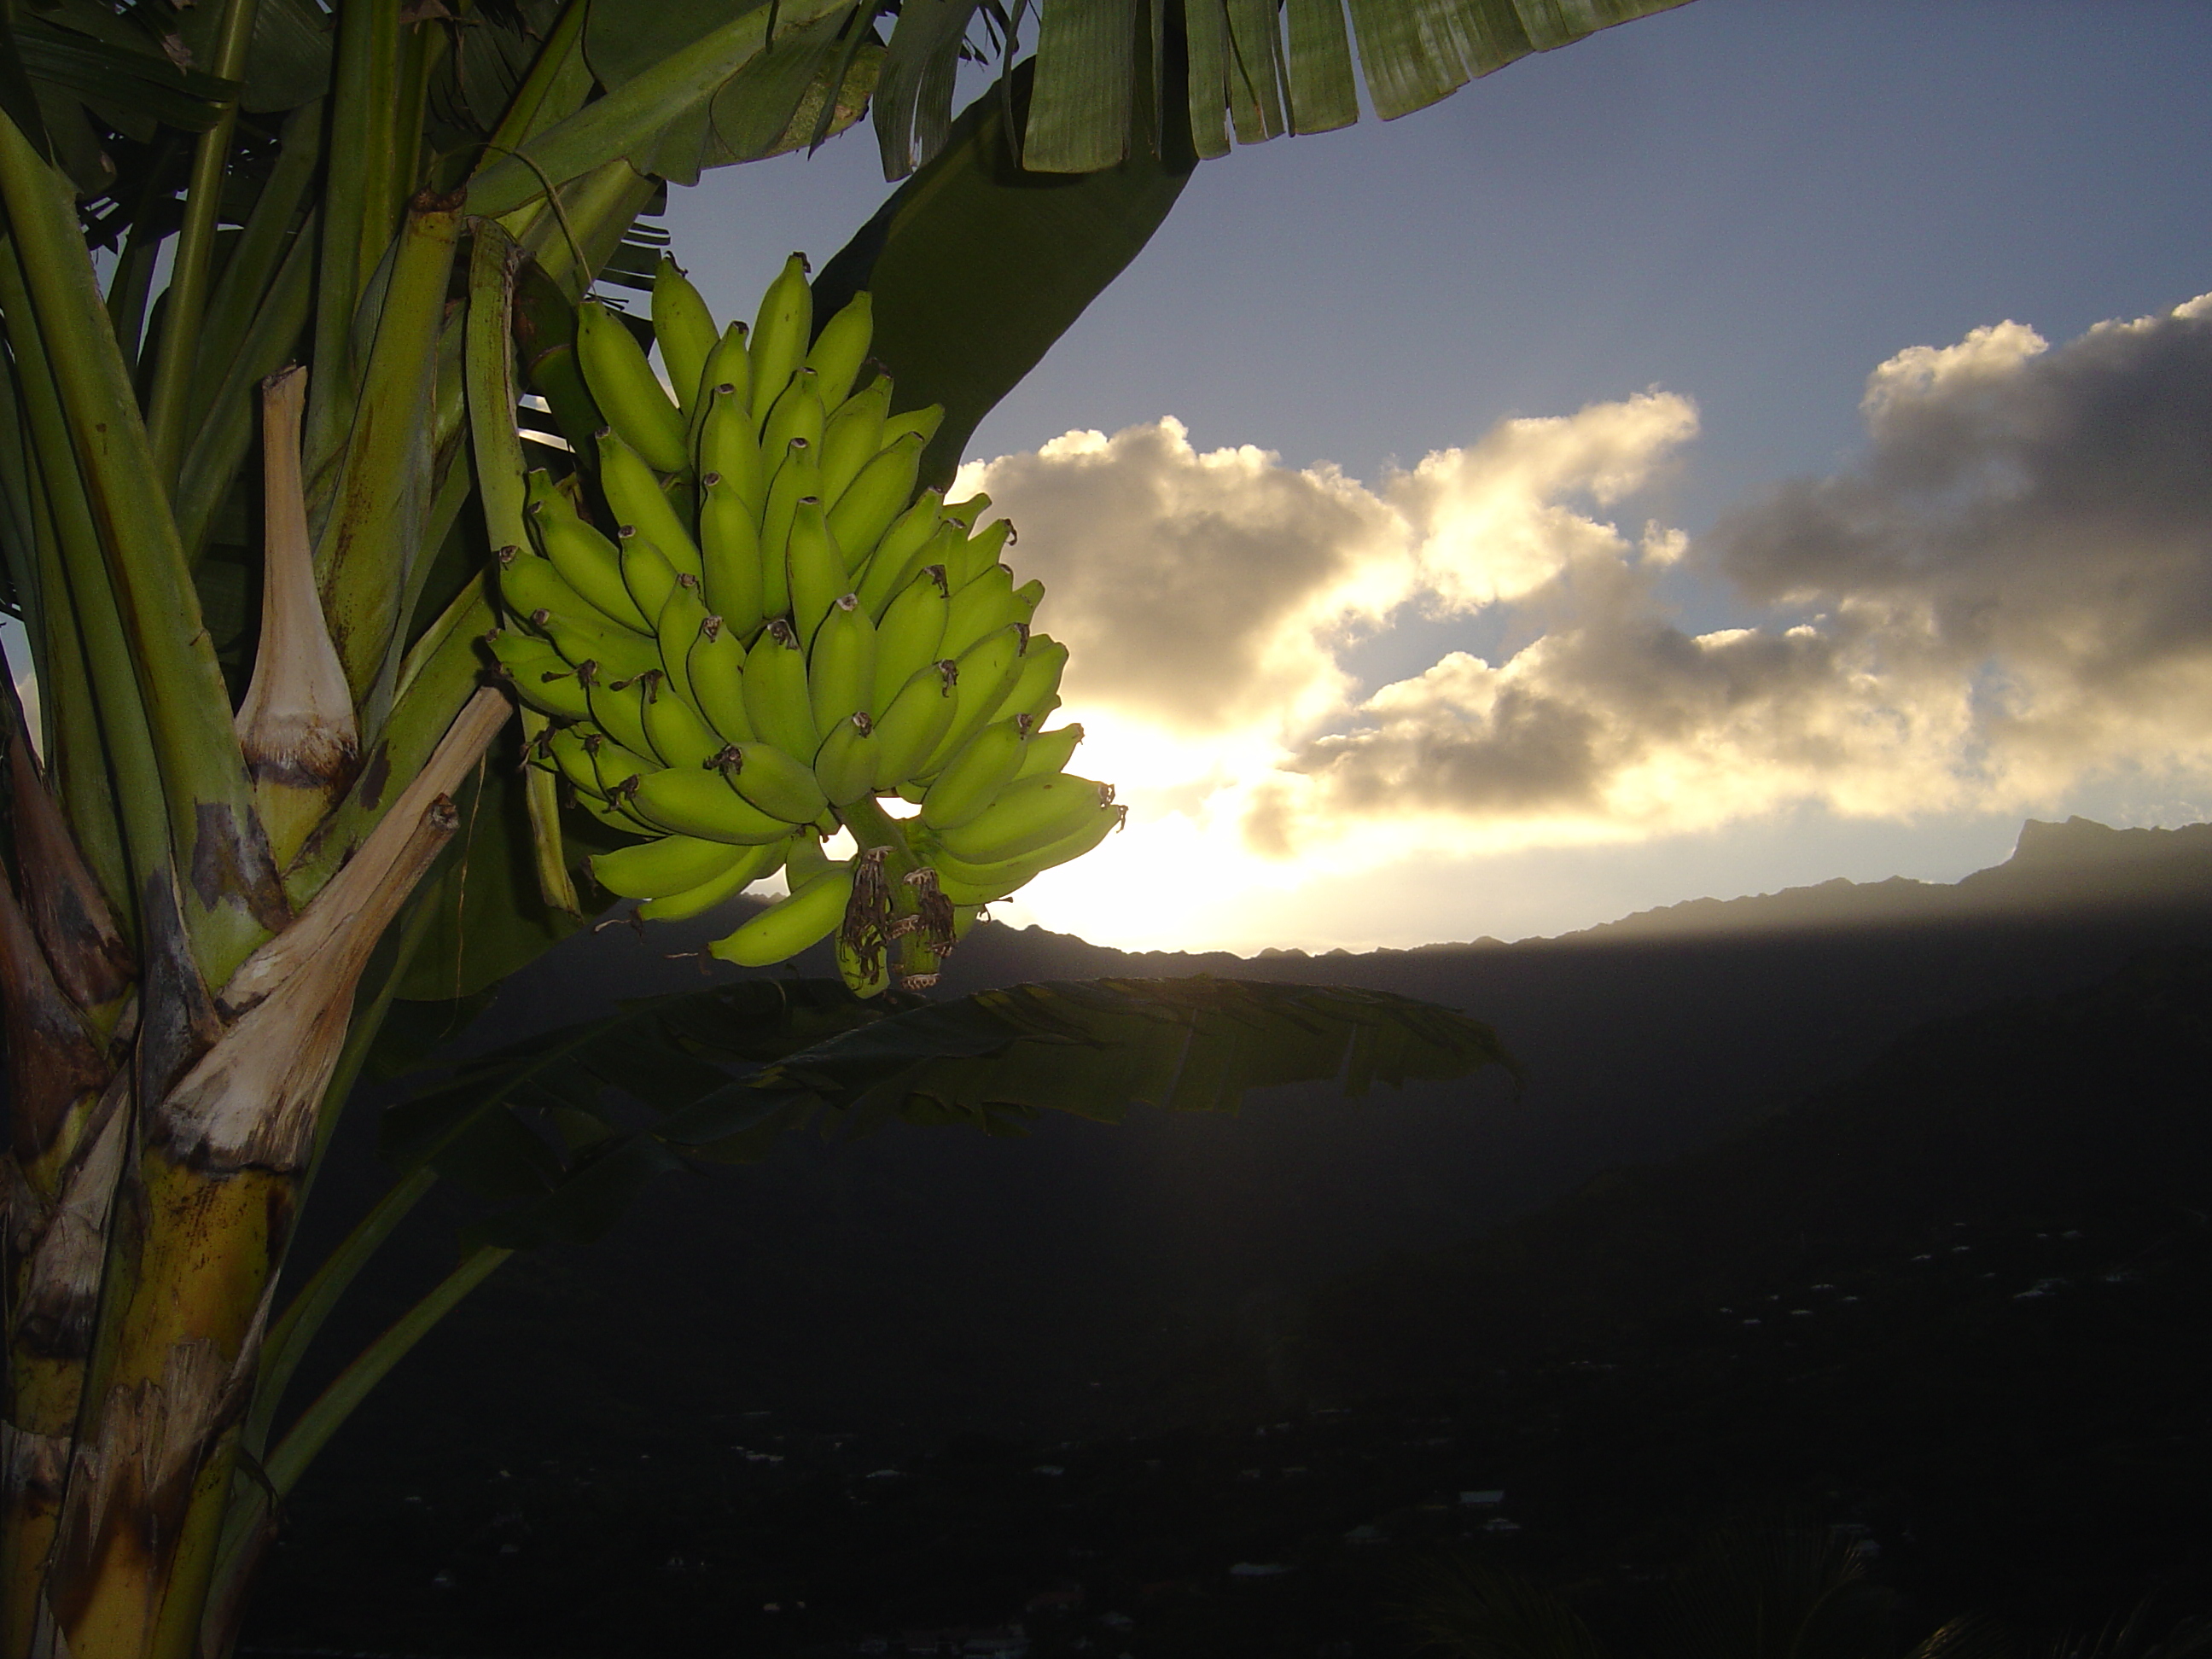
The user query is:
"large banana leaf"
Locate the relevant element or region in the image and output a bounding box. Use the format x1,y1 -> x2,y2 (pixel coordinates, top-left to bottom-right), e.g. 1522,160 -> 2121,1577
381,975 -> 1515,1249
486,0 -> 1695,194
813,56 -> 1195,486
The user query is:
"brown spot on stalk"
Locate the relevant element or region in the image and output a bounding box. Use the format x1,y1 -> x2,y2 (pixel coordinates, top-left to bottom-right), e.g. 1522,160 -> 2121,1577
189,800 -> 292,936
354,742 -> 392,812
138,866 -> 226,1109
0,868 -> 113,1170
5,698 -> 133,1009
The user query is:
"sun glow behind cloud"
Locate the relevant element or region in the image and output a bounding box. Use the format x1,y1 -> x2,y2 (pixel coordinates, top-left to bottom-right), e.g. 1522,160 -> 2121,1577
954,294 -> 2212,954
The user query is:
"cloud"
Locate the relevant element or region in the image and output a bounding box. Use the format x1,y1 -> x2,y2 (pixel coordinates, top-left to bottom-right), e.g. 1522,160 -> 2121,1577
957,419 -> 1403,742
954,292 -> 2212,950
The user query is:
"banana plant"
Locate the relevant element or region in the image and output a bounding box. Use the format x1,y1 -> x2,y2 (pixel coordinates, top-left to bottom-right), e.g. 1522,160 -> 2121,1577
0,1 -> 1678,1655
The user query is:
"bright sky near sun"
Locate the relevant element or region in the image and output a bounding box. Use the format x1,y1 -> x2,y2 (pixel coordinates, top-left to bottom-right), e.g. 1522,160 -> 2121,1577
665,0 -> 2212,954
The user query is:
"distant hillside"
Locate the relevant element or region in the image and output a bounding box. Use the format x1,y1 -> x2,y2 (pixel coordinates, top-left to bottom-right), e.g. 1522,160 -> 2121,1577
1557,816 -> 2212,941
248,951 -> 2212,1654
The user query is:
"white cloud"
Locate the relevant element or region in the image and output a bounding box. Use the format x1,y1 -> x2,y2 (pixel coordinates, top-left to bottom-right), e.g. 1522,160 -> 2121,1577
956,292 -> 2212,952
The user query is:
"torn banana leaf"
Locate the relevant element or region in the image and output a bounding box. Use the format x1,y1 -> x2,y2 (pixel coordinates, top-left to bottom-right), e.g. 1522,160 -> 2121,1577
375,974 -> 1515,1250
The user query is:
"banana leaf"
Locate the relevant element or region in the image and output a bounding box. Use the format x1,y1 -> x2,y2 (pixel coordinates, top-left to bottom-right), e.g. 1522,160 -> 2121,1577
812,57 -> 1196,487
378,974 -> 1515,1250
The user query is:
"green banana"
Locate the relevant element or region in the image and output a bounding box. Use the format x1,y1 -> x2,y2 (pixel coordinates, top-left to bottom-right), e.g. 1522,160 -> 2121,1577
538,608 -> 664,686
575,300 -> 689,474
720,741 -> 830,824
709,864 -> 853,966
620,531 -> 680,623
576,782 -> 664,839
940,492 -> 991,531
760,438 -> 818,617
632,767 -> 796,844
812,712 -> 879,806
819,375 -> 891,503
826,432 -> 923,568
699,382 -> 764,515
869,565 -> 949,711
917,717 -> 1028,831
599,428 -> 703,578
784,829 -> 833,890
698,323 -> 750,421
807,593 -> 875,731
939,563 -> 1023,661
547,724 -> 608,798
699,472 -> 765,637
652,257 -> 721,419
487,631 -> 591,721
870,661 -> 958,791
806,291 -> 873,409
923,624 -> 1027,774
993,632 -> 1068,726
528,508 -> 652,632
583,667 -> 657,760
880,402 -> 944,450
741,618 -> 817,759
748,253 -> 812,429
655,579 -> 713,716
760,367 -> 824,462
499,546 -> 593,632
786,498 -> 847,646
946,518 -> 1014,591
593,833 -> 748,900
523,466 -> 570,519
855,498 -> 951,620
923,802 -> 1125,903
687,618 -> 754,744
637,838 -> 789,922
587,731 -> 659,800
836,930 -> 891,999
936,774 -> 1117,863
1016,721 -> 1083,781
641,675 -> 724,768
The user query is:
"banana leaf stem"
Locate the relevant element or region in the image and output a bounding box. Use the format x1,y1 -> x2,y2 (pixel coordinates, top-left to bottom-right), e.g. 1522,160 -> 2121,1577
143,0 -> 263,483
306,0 -> 404,470
188,99 -> 323,446
0,117 -> 279,981
247,1166 -> 436,1462
265,1244 -> 510,1498
478,0 -> 593,164
0,240 -> 170,915
315,188 -> 463,702
176,219 -> 316,565
0,344 -> 42,655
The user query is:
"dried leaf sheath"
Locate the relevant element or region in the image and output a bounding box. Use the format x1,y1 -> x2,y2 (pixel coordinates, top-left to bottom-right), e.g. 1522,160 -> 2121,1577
234,365 -> 359,868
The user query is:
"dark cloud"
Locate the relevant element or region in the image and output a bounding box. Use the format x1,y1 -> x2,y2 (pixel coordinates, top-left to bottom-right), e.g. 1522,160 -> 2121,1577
1709,300 -> 2212,679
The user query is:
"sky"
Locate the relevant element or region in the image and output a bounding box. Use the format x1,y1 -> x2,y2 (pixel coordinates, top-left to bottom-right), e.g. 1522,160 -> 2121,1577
666,0 -> 2212,954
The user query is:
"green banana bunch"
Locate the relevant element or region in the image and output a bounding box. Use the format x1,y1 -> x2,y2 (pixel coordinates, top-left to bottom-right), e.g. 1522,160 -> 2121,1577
493,256 -> 1117,995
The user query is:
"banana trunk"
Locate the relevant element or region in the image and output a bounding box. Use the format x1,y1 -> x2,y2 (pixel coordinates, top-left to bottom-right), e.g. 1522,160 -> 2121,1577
0,692 -> 509,1659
